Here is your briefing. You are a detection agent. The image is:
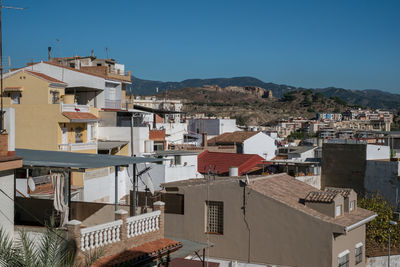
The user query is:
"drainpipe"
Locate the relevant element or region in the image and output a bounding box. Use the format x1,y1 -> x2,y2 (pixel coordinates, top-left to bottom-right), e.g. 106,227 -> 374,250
115,166 -> 118,211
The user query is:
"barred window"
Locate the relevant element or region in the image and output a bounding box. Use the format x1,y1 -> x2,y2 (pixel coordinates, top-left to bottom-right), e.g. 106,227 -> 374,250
338,251 -> 349,267
355,244 -> 363,264
206,201 -> 223,234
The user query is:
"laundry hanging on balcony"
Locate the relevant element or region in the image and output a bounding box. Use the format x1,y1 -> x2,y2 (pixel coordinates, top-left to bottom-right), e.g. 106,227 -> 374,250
52,172 -> 69,227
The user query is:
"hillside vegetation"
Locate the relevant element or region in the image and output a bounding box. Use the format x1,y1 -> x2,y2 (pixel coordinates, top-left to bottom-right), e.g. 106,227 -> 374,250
159,87 -> 349,125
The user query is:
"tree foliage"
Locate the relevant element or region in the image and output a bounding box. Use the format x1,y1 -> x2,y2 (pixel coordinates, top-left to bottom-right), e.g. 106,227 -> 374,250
0,225 -> 102,267
359,193 -> 400,247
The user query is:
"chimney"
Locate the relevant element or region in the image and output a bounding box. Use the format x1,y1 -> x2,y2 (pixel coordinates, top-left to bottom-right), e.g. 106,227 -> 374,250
48,47 -> 52,61
202,132 -> 208,148
91,49 -> 94,57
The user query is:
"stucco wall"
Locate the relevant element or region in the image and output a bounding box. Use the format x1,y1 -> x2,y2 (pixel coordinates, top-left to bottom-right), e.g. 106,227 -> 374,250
165,180 -> 346,267
0,170 -> 14,238
322,143 -> 367,193
295,175 -> 321,189
366,144 -> 390,160
243,132 -> 277,160
97,126 -> 149,155
332,225 -> 366,267
365,160 -> 400,207
367,255 -> 400,266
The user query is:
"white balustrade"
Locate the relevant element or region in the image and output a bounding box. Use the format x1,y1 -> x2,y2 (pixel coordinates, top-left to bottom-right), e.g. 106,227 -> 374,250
126,210 -> 161,238
60,102 -> 90,113
58,142 -> 97,152
80,219 -> 122,251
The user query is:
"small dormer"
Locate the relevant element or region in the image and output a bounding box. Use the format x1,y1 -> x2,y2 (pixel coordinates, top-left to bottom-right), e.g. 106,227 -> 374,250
304,191 -> 345,218
325,187 -> 357,213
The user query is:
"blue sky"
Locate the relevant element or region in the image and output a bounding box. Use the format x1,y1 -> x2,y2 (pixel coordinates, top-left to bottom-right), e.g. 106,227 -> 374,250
3,0 -> 400,93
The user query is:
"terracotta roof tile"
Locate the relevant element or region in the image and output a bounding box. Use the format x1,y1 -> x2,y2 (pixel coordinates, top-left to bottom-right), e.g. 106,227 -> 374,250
325,187 -> 353,198
248,174 -> 376,229
198,150 -> 264,175
25,70 -> 67,84
207,131 -> 259,145
304,191 -> 338,203
62,112 -> 99,121
92,238 -> 181,267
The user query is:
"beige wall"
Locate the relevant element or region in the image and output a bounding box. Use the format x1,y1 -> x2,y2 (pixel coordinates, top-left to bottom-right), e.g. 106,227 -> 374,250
4,71 -> 65,105
12,105 -> 68,151
165,180 -> 342,266
332,225 -> 366,267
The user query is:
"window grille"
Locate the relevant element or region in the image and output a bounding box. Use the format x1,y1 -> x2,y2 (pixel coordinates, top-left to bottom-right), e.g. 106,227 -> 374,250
206,201 -> 223,234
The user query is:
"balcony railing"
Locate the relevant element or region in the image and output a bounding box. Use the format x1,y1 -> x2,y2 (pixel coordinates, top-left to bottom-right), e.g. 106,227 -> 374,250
126,210 -> 160,238
58,142 -> 97,152
81,219 -> 122,251
60,102 -> 90,113
105,99 -> 122,109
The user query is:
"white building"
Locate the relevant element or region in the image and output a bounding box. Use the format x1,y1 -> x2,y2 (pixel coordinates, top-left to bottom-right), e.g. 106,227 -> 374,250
138,151 -> 203,191
208,131 -> 277,160
188,118 -> 241,138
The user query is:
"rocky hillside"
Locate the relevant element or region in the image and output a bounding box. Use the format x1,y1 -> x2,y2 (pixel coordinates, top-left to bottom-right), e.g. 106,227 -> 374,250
159,87 -> 349,125
129,76 -> 400,109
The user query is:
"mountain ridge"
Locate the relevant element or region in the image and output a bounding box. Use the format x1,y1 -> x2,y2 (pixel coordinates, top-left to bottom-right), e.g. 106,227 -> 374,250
128,76 -> 400,109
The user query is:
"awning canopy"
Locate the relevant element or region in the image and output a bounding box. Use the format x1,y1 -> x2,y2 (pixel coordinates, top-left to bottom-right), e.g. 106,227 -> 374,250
4,87 -> 23,92
62,112 -> 99,123
98,140 -> 129,151
15,149 -> 163,170
167,237 -> 212,260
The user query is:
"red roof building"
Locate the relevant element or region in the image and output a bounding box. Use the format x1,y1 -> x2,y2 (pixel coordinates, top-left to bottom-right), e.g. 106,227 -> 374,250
198,150 -> 264,175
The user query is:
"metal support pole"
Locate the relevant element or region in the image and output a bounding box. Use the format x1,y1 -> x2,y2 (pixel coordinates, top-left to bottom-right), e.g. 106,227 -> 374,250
132,162 -> 137,216
388,228 -> 391,267
115,166 -> 118,211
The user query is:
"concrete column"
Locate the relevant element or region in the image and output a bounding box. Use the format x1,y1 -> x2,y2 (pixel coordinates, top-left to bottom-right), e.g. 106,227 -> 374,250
66,220 -> 82,251
115,209 -> 128,241
153,201 -> 165,237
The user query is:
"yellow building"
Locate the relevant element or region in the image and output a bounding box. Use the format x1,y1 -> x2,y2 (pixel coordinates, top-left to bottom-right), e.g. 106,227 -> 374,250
2,69 -> 99,154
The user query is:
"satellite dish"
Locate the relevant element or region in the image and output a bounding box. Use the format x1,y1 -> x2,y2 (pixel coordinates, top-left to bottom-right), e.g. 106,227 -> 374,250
144,175 -> 155,195
28,178 -> 36,192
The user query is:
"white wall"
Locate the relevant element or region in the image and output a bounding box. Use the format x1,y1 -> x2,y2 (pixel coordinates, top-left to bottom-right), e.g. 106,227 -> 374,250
243,132 -> 277,160
4,107 -> 15,152
97,126 -> 149,156
83,167 -> 130,203
0,171 -> 15,238
156,122 -> 188,145
288,148 -> 316,161
188,118 -> 240,136
137,154 -> 202,191
366,144 -> 390,160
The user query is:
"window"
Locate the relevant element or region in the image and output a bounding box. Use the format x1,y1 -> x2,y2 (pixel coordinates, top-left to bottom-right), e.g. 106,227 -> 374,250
350,200 -> 355,211
50,90 -> 60,104
355,243 -> 363,264
336,205 -> 342,217
75,127 -> 84,143
206,201 -> 223,234
174,155 -> 181,165
10,92 -> 21,104
338,251 -> 349,267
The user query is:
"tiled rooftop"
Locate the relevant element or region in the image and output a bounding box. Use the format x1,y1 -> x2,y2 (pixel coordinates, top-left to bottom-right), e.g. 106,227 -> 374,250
304,191 -> 338,203
325,187 -> 353,198
207,131 -> 259,145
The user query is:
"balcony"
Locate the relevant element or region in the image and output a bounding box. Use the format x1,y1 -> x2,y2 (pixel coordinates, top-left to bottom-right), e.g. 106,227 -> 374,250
60,102 -> 90,113
105,99 -> 122,110
58,141 -> 97,152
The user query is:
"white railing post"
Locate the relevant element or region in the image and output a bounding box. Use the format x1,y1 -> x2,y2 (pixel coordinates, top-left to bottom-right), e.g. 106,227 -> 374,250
80,220 -> 122,251
125,210 -> 161,238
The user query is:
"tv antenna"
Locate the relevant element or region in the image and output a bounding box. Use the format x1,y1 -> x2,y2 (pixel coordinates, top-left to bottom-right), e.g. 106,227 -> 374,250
0,0 -> 25,132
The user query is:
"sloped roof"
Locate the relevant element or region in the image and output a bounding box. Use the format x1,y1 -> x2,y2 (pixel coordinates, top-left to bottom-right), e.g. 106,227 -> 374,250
92,238 -> 181,267
305,191 -> 338,203
249,174 -> 376,230
62,112 -> 99,122
207,131 -> 259,145
197,150 -> 264,175
325,187 -> 353,198
26,70 -> 67,85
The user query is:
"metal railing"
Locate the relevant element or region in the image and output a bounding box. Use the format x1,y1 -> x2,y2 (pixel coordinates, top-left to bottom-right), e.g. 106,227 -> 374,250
60,102 -> 90,113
